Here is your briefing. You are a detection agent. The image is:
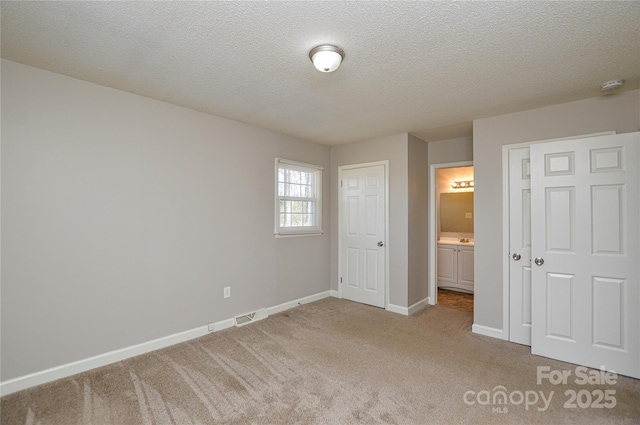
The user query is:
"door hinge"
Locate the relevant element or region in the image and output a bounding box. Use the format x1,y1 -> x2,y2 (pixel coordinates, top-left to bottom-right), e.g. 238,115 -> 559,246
340,277 -> 342,283
341,180 -> 343,188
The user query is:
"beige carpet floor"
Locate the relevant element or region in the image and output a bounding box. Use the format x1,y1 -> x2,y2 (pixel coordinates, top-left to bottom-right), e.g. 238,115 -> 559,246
2,297 -> 639,424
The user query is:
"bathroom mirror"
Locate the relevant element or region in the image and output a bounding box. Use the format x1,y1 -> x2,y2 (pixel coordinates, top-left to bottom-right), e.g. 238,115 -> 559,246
440,192 -> 474,233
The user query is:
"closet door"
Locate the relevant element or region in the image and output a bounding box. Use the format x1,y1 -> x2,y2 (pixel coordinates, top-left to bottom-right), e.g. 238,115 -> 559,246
530,132 -> 639,378
339,164 -> 387,308
508,147 -> 533,345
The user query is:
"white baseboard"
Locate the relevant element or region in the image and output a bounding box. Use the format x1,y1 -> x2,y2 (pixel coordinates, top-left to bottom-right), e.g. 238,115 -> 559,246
212,318 -> 236,332
329,289 -> 339,298
387,298 -> 429,316
266,290 -> 332,315
408,298 -> 429,315
0,324 -> 212,397
386,303 -> 408,316
472,323 -> 504,340
1,290 -> 333,397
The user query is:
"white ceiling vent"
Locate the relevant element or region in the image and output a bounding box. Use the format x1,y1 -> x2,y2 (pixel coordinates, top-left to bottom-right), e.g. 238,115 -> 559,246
234,308 -> 268,327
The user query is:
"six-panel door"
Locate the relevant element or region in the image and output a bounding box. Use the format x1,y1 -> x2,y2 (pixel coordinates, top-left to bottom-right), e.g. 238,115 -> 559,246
339,164 -> 386,308
530,132 -> 639,379
509,147 -> 533,345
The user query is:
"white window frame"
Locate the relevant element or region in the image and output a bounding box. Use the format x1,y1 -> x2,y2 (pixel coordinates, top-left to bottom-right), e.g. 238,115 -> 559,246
274,158 -> 323,237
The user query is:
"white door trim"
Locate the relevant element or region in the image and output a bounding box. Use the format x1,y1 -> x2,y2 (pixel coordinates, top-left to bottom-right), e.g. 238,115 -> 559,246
338,160 -> 390,309
428,160 -> 473,305
501,131 -> 616,341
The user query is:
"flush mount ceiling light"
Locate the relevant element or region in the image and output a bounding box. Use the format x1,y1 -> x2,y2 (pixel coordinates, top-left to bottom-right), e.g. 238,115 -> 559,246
601,79 -> 625,93
309,45 -> 345,73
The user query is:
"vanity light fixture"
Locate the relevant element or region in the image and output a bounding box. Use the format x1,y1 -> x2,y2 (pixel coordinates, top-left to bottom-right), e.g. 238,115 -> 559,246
451,180 -> 474,189
309,45 -> 345,73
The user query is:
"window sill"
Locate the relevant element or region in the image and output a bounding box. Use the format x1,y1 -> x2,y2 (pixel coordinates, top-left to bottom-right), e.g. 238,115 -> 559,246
274,230 -> 324,238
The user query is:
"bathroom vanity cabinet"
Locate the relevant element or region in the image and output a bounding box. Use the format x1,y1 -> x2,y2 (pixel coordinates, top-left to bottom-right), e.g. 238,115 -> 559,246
437,241 -> 474,293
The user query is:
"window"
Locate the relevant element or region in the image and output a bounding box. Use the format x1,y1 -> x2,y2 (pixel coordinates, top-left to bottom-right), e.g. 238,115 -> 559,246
275,158 -> 323,236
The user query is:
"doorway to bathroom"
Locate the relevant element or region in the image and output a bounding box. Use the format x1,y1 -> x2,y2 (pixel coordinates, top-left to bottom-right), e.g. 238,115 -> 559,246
428,161 -> 474,307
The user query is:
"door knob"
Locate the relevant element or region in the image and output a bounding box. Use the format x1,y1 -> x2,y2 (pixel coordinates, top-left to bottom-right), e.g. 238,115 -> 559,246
377,241 -> 384,247
512,253 -> 521,261
534,257 -> 544,266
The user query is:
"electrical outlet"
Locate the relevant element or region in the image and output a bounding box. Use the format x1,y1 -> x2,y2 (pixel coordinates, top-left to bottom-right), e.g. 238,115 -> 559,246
224,286 -> 231,298
208,323 -> 215,332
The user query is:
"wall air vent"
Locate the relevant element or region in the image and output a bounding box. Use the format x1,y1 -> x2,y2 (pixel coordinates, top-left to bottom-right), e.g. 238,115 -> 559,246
234,308 -> 268,327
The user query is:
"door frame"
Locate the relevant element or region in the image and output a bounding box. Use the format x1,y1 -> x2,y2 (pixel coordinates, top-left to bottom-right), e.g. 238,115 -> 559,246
338,160 -> 390,309
428,160 -> 473,306
501,132 -> 616,341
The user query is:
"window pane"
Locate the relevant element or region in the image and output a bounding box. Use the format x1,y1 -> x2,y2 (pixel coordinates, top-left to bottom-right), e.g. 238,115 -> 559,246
276,161 -> 321,232
279,202 -> 315,228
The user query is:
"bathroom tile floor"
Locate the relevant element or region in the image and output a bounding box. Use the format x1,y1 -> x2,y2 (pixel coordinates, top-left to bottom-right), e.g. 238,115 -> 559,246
437,288 -> 474,312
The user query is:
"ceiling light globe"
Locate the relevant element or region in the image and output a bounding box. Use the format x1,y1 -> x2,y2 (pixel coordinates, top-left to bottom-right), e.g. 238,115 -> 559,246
309,45 -> 345,73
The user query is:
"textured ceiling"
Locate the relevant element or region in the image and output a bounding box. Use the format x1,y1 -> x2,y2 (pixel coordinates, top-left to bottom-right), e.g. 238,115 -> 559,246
1,1 -> 638,145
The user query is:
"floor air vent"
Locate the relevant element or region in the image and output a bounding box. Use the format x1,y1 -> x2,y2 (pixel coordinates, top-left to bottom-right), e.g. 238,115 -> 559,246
234,308 -> 268,327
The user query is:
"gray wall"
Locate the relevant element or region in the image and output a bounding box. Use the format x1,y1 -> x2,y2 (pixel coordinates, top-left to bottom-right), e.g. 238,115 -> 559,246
473,89 -> 640,331
427,136 -> 473,166
1,60 -> 331,381
407,135 -> 429,306
330,134 -> 409,307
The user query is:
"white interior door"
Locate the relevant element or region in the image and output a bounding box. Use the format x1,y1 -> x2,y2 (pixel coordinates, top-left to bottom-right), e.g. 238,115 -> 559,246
509,147 -> 533,345
339,164 -> 386,308
530,132 -> 639,378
